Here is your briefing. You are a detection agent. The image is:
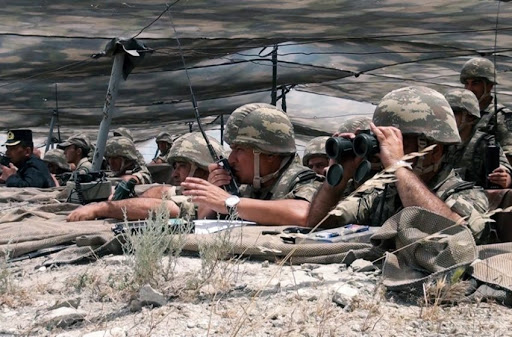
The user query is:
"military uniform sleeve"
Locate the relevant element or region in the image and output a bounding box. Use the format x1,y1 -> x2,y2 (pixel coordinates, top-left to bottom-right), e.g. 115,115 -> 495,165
496,107 -> 512,155
6,164 -> 52,188
498,146 -> 512,174
282,179 -> 322,202
443,187 -> 489,243
132,165 -> 153,184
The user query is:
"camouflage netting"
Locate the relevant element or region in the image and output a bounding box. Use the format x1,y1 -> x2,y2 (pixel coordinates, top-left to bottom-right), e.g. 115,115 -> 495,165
1,1 -> 512,143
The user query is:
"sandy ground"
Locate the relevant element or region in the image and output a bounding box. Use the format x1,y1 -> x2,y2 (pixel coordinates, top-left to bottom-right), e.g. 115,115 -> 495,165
1,253 -> 512,337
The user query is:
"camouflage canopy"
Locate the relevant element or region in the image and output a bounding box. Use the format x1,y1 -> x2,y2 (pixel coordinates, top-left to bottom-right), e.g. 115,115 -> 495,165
1,1 -> 512,145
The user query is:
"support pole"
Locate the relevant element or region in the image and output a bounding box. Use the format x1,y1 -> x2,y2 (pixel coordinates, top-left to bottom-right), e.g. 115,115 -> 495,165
271,45 -> 278,106
45,83 -> 59,152
91,53 -> 125,171
220,114 -> 224,145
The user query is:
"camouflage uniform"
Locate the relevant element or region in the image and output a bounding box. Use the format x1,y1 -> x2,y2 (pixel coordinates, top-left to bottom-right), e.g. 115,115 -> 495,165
460,57 -> 512,156
444,89 -> 512,187
328,86 -> 489,242
43,148 -> 71,186
58,133 -> 93,174
154,131 -> 174,162
337,116 -> 372,133
302,136 -> 329,166
225,103 -> 322,201
105,137 -> 152,184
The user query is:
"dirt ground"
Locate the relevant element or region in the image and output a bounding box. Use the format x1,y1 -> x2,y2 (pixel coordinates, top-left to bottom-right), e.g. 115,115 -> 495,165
1,253 -> 512,337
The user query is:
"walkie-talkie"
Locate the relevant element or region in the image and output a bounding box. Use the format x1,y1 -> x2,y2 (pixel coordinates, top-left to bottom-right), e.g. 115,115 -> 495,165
169,11 -> 240,196
485,139 -> 500,189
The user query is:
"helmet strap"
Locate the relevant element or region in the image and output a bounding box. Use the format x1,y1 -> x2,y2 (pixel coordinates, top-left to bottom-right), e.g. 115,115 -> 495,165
188,163 -> 197,178
413,136 -> 442,175
252,150 -> 290,190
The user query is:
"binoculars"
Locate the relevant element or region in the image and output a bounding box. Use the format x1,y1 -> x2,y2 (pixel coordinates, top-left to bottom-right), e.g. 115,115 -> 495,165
325,130 -> 379,187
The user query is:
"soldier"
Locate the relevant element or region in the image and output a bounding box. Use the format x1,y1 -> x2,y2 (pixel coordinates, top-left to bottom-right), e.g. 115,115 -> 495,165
66,132 -> 220,221
444,89 -> 512,188
306,86 -> 489,243
151,131 -> 174,164
460,57 -> 512,163
42,148 -> 71,186
302,136 -> 329,176
105,137 -> 152,184
58,133 -> 93,174
112,127 -> 133,141
336,116 -> 372,134
0,129 -> 55,188
182,103 -> 323,226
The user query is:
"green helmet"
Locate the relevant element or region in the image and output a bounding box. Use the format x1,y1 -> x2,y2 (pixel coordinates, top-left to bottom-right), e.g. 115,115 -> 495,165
167,132 -> 224,170
224,103 -> 296,155
337,116 -> 372,133
460,57 -> 497,84
112,127 -> 133,141
444,89 -> 480,118
156,131 -> 173,145
43,148 -> 70,171
105,136 -> 139,161
302,136 -> 329,166
373,86 -> 461,145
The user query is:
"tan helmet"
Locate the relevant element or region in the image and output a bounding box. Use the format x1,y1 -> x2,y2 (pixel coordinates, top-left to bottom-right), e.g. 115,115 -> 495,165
444,89 -> 480,118
337,116 -> 373,133
302,136 -> 329,166
460,57 -> 497,85
58,133 -> 92,153
43,148 -> 70,171
156,131 -> 173,145
167,132 -> 224,171
112,127 -> 133,141
373,86 -> 461,145
224,103 -> 296,155
105,136 -> 139,161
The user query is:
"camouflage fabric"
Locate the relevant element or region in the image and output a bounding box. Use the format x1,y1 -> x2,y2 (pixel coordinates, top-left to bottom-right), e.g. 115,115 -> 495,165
224,103 -> 296,154
75,157 -> 93,175
127,164 -> 152,184
302,136 -> 329,166
460,57 -> 497,84
42,148 -> 69,171
239,160 -> 322,202
105,137 -> 139,161
328,166 -> 489,243
156,131 -> 173,145
167,132 -> 223,170
337,116 -> 372,133
444,89 -> 480,118
58,133 -> 91,153
112,127 -> 133,141
444,128 -> 512,187
480,100 -> 512,156
373,86 -> 461,145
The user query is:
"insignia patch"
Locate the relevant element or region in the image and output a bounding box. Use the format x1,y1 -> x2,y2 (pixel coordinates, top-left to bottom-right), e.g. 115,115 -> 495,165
7,131 -> 14,140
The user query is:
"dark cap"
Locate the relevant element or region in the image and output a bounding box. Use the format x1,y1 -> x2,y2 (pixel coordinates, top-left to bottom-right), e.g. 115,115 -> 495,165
4,129 -> 33,146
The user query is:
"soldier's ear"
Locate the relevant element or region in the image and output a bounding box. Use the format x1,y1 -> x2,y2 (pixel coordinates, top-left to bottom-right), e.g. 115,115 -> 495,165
432,144 -> 444,161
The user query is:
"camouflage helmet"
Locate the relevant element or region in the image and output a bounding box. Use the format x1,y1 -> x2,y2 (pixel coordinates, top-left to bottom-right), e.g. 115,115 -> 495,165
112,127 -> 133,141
167,132 -> 224,170
444,89 -> 480,118
58,133 -> 91,152
224,103 -> 296,154
43,148 -> 70,171
302,136 -> 329,166
155,131 -> 173,145
105,136 -> 139,161
373,86 -> 461,145
337,116 -> 372,133
460,57 -> 497,84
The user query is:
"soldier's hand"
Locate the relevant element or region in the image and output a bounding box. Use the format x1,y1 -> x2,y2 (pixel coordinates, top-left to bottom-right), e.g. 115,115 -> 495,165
67,204 -> 98,222
0,163 -> 17,181
207,163 -> 232,187
182,177 -> 230,214
488,167 -> 512,188
370,123 -> 404,168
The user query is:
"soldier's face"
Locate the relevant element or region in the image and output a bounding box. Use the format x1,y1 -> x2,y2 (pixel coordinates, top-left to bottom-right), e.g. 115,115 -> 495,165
63,145 -> 79,164
107,156 -> 124,173
6,144 -> 31,166
228,145 -> 254,183
172,161 -> 191,185
464,78 -> 491,101
157,141 -> 170,153
307,156 -> 329,176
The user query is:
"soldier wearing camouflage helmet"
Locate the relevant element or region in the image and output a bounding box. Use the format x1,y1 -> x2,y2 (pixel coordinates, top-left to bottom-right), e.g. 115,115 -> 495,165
105,136 -> 152,184
308,86 -> 490,243
443,89 -> 512,189
58,133 -> 93,174
111,126 -> 147,167
151,131 -> 174,164
460,57 -> 512,163
302,136 -> 329,175
337,116 -> 372,134
43,148 -> 72,186
182,103 -> 322,226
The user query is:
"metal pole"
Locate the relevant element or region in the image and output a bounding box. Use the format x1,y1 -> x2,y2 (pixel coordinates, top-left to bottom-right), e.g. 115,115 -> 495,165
45,83 -> 59,152
271,45 -> 278,106
220,114 -> 224,145
91,52 -> 125,171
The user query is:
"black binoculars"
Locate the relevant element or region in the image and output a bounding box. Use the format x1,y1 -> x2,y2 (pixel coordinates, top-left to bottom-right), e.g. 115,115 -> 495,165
325,131 -> 379,187
0,155 -> 10,167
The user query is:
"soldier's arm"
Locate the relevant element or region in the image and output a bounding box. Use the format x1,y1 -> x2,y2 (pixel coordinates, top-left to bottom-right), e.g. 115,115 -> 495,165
6,164 -> 48,188
306,180 -> 347,228
67,198 -> 180,222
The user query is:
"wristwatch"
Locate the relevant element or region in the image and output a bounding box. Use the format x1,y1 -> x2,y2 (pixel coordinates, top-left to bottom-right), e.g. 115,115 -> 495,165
225,195 -> 240,214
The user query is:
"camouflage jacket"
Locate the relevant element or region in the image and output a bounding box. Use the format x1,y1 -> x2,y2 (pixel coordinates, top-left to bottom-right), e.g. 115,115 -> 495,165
75,157 -> 92,174
116,162 -> 152,184
480,98 -> 512,156
328,165 -> 489,243
444,127 -> 512,187
239,159 -> 322,202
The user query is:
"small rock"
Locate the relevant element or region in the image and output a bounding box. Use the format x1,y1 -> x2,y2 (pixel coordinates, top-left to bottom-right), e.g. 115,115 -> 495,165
262,260 -> 269,268
39,307 -> 86,328
187,322 -> 196,329
139,284 -> 166,308
350,259 -> 376,272
49,297 -> 81,310
83,327 -> 126,337
38,266 -> 47,272
301,263 -> 321,270
103,255 -> 126,266
332,285 -> 359,308
129,299 -> 142,312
